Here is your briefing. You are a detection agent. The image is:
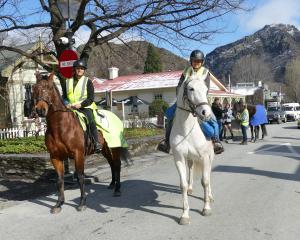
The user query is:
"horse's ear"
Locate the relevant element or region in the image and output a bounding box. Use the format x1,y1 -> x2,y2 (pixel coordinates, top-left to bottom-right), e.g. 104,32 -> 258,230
48,72 -> 55,84
35,70 -> 42,83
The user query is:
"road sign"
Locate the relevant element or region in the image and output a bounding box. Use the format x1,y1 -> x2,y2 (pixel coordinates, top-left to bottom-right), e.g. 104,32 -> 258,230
58,49 -> 78,78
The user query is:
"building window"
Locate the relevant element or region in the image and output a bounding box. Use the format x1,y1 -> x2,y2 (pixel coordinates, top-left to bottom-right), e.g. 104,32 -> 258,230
154,93 -> 163,100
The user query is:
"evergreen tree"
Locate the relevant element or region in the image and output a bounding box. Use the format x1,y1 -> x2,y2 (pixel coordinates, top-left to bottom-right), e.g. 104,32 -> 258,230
143,44 -> 163,73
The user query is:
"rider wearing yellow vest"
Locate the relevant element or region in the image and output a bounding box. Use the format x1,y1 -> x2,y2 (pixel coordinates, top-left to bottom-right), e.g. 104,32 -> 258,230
157,50 -> 224,154
62,59 -> 102,153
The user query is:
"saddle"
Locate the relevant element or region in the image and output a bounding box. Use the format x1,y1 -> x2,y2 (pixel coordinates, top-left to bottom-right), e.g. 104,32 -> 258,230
73,109 -> 128,148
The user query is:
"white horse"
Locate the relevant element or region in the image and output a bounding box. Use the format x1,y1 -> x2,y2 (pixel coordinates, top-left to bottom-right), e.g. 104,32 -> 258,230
170,74 -> 214,225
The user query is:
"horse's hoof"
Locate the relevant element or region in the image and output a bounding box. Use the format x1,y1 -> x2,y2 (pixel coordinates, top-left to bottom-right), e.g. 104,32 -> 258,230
77,205 -> 87,212
179,217 -> 190,225
113,191 -> 121,197
202,209 -> 212,216
187,189 -> 193,195
107,184 -> 115,189
50,207 -> 62,214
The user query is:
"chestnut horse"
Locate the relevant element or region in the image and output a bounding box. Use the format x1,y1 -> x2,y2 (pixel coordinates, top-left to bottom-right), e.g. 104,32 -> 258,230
32,73 -> 128,214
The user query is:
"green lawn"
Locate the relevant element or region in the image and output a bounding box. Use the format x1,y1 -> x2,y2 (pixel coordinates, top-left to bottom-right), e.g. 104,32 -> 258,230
0,128 -> 164,154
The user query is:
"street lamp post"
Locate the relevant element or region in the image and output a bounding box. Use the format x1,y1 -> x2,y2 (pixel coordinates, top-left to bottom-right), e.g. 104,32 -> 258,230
57,0 -> 81,49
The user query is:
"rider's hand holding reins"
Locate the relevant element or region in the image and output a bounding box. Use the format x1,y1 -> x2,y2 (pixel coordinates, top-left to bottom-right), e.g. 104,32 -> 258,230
71,103 -> 81,109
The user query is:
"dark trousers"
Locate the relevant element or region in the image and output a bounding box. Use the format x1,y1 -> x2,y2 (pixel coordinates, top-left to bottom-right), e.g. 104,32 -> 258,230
241,125 -> 248,142
79,108 -> 99,144
165,119 -> 173,144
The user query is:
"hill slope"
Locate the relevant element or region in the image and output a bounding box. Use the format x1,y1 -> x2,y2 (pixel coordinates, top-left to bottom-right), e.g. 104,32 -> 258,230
206,24 -> 300,84
85,41 -> 188,78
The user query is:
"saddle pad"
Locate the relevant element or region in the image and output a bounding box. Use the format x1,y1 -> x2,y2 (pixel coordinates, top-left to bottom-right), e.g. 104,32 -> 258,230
73,110 -> 87,131
94,109 -> 128,148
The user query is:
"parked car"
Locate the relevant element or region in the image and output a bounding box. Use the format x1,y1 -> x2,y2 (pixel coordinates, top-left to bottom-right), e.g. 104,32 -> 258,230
267,107 -> 286,124
282,105 -> 299,121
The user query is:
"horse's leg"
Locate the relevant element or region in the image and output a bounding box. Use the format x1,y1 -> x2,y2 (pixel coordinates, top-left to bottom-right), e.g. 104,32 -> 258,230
187,160 -> 193,195
261,124 -> 265,139
249,125 -> 253,142
201,155 -> 212,216
106,148 -> 121,197
107,159 -> 116,189
74,153 -> 87,211
50,158 -> 65,214
208,154 -> 214,203
113,156 -> 121,197
175,158 -> 190,225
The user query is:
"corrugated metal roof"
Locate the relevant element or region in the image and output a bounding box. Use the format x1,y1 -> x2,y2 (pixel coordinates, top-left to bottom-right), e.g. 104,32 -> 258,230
93,71 -> 182,93
93,70 -> 241,97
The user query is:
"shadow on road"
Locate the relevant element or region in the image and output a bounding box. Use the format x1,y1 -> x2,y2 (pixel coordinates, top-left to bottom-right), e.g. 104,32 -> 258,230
213,165 -> 300,182
29,180 -> 204,223
272,136 -> 300,141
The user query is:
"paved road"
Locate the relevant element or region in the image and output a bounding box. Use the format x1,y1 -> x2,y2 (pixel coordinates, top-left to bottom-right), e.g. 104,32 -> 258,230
0,122 -> 299,240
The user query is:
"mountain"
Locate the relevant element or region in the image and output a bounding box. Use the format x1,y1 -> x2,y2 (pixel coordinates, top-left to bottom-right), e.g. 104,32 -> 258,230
206,24 -> 300,84
84,41 -> 188,78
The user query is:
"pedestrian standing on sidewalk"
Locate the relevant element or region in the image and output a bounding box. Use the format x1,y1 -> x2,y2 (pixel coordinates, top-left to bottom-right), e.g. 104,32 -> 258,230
212,98 -> 223,141
237,103 -> 249,145
222,103 -> 234,141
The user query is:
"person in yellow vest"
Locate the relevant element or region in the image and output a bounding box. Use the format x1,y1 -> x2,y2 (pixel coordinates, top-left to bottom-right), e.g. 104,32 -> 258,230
62,59 -> 102,153
237,103 -> 249,145
157,50 -> 224,154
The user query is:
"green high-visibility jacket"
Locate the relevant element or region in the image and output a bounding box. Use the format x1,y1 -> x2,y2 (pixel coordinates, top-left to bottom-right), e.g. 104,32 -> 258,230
66,76 -> 97,110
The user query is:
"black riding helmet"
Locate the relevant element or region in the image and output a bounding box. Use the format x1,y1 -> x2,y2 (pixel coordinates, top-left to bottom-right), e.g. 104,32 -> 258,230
190,50 -> 205,64
73,59 -> 87,69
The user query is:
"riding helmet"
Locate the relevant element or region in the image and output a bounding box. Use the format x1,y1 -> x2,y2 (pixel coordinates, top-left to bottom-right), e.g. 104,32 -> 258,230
73,59 -> 87,69
190,50 -> 205,64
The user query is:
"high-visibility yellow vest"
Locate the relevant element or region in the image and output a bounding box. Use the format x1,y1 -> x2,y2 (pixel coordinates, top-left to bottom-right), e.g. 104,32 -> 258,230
66,76 -> 97,110
183,66 -> 209,81
240,108 -> 249,126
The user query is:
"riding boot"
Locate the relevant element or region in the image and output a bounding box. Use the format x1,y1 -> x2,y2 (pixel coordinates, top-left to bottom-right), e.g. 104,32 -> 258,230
157,120 -> 172,154
91,122 -> 102,154
211,137 -> 224,154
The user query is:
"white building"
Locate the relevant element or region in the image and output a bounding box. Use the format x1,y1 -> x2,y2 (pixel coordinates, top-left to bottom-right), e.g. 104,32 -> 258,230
0,42 -> 58,128
93,67 -> 244,119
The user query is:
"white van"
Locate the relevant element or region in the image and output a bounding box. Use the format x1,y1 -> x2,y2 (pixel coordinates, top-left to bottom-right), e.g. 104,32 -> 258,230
282,103 -> 300,121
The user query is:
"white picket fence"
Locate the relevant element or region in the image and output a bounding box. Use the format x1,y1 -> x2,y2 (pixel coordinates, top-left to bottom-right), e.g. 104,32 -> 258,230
0,124 -> 46,140
0,116 -> 164,140
123,117 -> 165,129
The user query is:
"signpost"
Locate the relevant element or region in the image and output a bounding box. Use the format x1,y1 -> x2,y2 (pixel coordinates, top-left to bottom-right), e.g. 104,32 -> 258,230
58,49 -> 78,78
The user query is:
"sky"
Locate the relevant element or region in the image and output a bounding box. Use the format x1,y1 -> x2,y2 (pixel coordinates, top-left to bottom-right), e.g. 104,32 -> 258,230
70,0 -> 300,58
3,0 -> 300,59
183,0 -> 300,56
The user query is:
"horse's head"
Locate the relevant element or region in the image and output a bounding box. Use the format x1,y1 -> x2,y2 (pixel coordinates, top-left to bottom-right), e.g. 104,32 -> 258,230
182,75 -> 212,121
32,72 -> 56,117
232,100 -> 249,118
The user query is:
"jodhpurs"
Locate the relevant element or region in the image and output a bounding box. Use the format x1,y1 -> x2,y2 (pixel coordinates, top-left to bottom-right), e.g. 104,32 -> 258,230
79,108 -> 99,144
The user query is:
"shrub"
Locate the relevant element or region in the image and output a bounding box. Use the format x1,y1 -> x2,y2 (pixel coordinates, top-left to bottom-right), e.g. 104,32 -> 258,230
149,99 -> 169,117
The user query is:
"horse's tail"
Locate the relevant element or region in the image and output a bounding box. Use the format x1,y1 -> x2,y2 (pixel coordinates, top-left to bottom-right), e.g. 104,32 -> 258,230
262,124 -> 267,136
120,147 -> 133,166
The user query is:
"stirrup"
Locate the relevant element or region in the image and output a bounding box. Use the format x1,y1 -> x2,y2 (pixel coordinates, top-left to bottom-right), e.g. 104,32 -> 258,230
212,140 -> 224,154
157,140 -> 170,154
94,143 -> 102,154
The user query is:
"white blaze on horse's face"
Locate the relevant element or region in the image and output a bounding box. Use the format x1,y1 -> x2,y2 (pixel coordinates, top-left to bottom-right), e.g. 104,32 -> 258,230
186,77 -> 212,121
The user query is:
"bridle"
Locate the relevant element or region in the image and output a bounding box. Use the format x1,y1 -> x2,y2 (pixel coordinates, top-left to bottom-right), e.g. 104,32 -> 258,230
177,78 -> 209,117
33,82 -> 72,117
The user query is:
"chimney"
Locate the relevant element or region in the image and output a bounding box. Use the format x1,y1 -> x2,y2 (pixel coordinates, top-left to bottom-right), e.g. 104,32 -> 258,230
108,67 -> 119,80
